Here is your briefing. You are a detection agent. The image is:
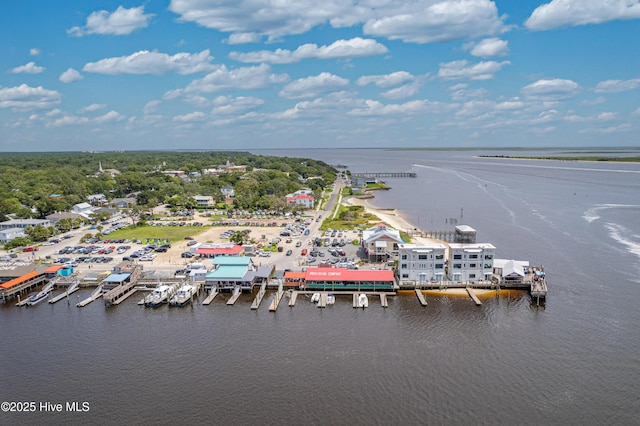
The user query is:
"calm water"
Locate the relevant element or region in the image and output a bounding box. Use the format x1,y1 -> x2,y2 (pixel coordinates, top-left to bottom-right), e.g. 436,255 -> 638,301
2,148 -> 640,425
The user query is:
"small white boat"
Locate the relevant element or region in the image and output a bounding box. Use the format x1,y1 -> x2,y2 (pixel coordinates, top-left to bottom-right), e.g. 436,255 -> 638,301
357,293 -> 368,309
326,294 -> 335,305
145,284 -> 170,307
310,292 -> 320,303
170,284 -> 194,307
26,291 -> 49,306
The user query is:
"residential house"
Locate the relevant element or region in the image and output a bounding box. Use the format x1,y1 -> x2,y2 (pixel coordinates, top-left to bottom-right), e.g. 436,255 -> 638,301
447,243 -> 496,283
193,195 -> 214,207
86,194 -> 107,205
397,243 -> 448,285
110,198 -> 137,208
0,228 -> 26,242
72,203 -> 94,219
362,223 -> 404,263
45,211 -> 83,225
221,186 -> 234,198
0,218 -> 51,230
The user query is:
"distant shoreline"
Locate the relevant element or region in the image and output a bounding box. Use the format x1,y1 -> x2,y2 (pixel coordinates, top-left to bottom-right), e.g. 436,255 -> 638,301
476,155 -> 640,163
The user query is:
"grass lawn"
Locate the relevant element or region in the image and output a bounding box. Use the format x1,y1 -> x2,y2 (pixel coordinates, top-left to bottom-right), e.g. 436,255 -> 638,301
105,225 -> 209,241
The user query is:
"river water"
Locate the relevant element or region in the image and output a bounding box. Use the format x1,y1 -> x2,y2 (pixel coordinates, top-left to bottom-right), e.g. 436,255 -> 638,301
1,148 -> 639,425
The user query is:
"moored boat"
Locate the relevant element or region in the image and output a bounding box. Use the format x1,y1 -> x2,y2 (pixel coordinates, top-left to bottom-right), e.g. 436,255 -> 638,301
310,292 -> 320,303
326,293 -> 335,305
357,293 -> 368,308
26,291 -> 49,306
145,284 -> 170,307
169,284 -> 194,307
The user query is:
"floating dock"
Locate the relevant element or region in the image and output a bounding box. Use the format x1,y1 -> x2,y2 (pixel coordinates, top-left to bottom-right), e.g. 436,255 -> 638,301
227,286 -> 242,305
269,283 -> 284,312
49,283 -> 80,304
250,283 -> 267,310
317,292 -> 327,308
415,289 -> 428,306
203,287 -> 219,305
77,285 -> 103,307
380,293 -> 388,308
288,291 -> 298,306
466,287 -> 482,305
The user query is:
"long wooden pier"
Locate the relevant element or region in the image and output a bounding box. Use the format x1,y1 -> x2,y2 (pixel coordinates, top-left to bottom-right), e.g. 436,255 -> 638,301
288,290 -> 298,306
352,172 -> 416,178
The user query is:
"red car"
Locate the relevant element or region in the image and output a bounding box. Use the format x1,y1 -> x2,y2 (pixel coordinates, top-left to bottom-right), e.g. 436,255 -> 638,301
23,246 -> 39,252
301,248 -> 307,256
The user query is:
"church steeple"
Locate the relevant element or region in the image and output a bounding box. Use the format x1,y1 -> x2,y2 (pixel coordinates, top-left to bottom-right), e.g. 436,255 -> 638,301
98,161 -> 103,173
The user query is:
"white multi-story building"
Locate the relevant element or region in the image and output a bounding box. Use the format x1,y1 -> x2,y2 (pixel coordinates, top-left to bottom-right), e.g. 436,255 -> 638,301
397,243 -> 448,284
447,243 -> 496,283
193,195 -> 214,207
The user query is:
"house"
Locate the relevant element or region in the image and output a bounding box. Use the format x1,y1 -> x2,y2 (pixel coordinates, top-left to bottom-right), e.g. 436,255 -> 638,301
286,190 -> 315,209
447,243 -> 496,283
110,198 -> 137,208
162,170 -> 186,177
72,203 -> 94,219
493,259 -> 529,283
193,195 -> 214,207
195,243 -> 244,258
221,186 -> 234,198
45,211 -> 83,225
303,268 -> 396,291
361,223 -> 404,263
0,228 -> 26,242
86,194 -> 107,205
397,243 -> 448,285
0,218 -> 51,230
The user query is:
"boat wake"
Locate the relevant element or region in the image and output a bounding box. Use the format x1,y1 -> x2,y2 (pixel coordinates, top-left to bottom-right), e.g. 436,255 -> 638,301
583,204 -> 640,223
605,222 -> 640,260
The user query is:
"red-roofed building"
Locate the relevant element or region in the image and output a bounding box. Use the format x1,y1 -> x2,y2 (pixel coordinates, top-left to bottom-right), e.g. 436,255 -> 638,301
303,267 -> 395,291
196,244 -> 244,258
286,190 -> 315,209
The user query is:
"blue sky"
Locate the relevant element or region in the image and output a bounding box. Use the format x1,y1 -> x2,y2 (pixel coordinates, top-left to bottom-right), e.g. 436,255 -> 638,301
1,0 -> 639,151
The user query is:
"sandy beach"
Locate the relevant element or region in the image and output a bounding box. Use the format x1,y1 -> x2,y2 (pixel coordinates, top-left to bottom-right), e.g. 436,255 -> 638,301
343,195 -> 440,245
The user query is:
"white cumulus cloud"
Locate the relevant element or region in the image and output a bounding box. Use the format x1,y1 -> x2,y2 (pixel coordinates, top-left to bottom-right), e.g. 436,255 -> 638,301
279,73 -> 349,99
348,99 -> 447,116
229,38 -> 388,64
10,62 -> 45,74
59,68 -> 83,83
68,6 -> 154,36
594,78 -> 640,94
362,0 -> 508,43
438,60 -> 510,80
165,64 -> 289,98
0,84 -> 61,111
465,38 -> 509,57
83,49 -> 216,75
525,0 -> 640,31
211,96 -> 265,115
173,111 -> 207,122
521,79 -> 580,100
78,103 -> 107,113
357,71 -> 416,88
169,0 -> 508,44
30,48 -> 41,56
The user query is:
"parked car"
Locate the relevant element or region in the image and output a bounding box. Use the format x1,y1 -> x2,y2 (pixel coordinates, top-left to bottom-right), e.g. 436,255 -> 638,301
181,252 -> 193,258
286,250 -> 292,256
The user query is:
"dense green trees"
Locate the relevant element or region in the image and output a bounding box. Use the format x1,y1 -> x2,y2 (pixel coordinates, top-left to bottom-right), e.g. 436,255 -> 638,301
0,151 -> 335,222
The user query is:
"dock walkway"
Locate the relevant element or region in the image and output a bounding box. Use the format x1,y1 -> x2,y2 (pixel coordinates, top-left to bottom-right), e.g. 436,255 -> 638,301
49,285 -> 80,304
466,287 -> 482,305
250,283 -> 267,310
227,285 -> 242,305
203,287 -> 219,305
415,289 -> 428,306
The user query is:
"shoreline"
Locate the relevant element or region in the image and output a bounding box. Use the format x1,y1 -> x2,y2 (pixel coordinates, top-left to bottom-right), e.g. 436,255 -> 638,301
343,195 -> 440,245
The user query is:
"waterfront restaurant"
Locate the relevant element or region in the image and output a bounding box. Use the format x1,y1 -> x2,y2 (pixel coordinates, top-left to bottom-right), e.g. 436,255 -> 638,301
303,268 -> 395,291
